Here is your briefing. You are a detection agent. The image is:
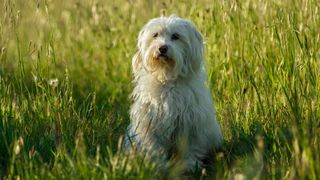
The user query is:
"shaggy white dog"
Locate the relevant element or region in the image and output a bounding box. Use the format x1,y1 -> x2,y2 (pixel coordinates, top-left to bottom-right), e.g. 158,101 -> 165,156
124,15 -> 223,171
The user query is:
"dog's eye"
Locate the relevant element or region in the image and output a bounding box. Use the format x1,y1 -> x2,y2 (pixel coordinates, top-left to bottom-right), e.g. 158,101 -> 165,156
171,33 -> 180,40
153,33 -> 159,38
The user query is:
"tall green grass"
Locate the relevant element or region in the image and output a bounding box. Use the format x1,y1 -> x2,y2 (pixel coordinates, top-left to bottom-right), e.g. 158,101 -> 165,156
1,0 -> 319,179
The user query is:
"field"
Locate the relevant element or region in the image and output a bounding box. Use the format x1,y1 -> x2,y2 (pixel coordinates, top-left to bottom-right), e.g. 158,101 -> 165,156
1,0 -> 320,179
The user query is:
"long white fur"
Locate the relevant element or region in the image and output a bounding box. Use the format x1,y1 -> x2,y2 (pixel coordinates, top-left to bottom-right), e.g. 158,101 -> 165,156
124,15 -> 223,170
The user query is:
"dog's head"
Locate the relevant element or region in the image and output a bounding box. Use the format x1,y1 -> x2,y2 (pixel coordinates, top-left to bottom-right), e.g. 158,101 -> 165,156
132,15 -> 204,82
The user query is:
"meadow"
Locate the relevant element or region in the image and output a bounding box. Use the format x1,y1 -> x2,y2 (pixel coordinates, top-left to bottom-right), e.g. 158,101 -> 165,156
0,0 -> 319,179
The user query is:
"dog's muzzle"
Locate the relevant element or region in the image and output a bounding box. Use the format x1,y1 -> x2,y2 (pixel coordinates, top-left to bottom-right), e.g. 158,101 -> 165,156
156,45 -> 170,60
159,45 -> 168,55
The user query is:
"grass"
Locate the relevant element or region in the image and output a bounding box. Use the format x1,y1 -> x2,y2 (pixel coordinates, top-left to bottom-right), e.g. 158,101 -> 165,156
0,0 -> 319,179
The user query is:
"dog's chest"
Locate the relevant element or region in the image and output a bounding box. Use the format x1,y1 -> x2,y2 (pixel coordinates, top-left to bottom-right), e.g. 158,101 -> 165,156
145,85 -> 196,130
152,85 -> 193,115
130,79 -> 211,154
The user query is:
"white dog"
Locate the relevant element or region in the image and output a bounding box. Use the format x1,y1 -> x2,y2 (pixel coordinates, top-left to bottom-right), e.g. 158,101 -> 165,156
124,15 -> 223,171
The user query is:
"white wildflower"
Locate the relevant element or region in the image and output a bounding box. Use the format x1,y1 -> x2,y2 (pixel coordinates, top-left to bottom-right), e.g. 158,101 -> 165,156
48,78 -> 59,87
234,173 -> 246,180
14,137 -> 24,155
32,73 -> 38,82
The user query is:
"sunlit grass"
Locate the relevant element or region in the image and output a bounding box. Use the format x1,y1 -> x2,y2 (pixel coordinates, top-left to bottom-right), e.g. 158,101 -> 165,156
0,0 -> 319,179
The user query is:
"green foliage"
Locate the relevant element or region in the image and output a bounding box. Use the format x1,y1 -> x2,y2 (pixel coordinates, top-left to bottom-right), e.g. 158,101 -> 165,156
0,0 -> 319,179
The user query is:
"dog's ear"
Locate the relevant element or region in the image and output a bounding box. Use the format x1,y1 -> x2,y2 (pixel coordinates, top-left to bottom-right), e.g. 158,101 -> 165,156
137,27 -> 146,49
132,50 -> 142,74
190,27 -> 204,73
132,26 -> 146,75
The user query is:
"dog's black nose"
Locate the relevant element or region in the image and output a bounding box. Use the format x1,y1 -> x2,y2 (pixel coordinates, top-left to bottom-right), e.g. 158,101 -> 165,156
159,45 -> 168,54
